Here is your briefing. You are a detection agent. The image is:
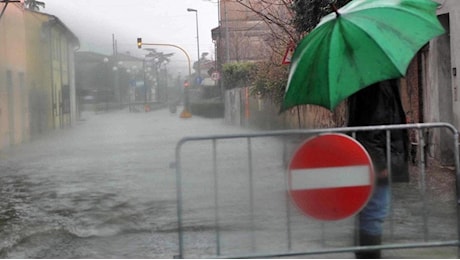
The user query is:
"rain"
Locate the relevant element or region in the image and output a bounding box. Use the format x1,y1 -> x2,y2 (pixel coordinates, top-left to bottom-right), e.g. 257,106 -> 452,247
1,0 -> 459,258
0,109 -> 261,258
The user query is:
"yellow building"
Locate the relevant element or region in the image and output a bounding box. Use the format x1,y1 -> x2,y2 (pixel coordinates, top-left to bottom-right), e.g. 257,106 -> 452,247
0,2 -> 79,150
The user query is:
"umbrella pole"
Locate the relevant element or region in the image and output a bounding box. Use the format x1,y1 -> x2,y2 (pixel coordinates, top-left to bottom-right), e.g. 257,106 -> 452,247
297,106 -> 302,129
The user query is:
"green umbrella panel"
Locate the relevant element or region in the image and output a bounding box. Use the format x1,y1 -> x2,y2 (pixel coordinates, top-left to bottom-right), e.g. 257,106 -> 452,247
282,0 -> 445,112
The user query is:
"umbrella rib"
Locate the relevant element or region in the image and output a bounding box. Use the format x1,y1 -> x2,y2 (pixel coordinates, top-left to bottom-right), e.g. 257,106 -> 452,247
343,18 -> 411,76
344,19 -> 401,80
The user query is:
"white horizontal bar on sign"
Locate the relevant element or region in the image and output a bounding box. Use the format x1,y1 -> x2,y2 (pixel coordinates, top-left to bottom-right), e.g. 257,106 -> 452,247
290,165 -> 371,190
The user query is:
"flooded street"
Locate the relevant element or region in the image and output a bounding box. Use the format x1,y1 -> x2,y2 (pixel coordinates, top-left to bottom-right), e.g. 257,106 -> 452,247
0,107 -> 458,258
2,0 -> 458,258
0,107 -> 253,258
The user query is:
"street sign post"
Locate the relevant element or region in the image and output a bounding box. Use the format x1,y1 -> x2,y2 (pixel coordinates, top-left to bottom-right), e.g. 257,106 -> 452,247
287,133 -> 375,221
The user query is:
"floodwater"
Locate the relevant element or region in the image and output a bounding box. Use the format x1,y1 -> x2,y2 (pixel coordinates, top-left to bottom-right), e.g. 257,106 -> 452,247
0,107 -> 458,258
0,107 -> 252,258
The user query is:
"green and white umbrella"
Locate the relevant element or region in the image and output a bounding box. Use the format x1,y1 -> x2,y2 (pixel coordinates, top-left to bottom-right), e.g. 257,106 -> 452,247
282,0 -> 445,111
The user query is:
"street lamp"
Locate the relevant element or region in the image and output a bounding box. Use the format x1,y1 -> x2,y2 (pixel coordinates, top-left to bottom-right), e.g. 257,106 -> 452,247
113,61 -> 123,109
187,8 -> 201,82
101,57 -> 111,112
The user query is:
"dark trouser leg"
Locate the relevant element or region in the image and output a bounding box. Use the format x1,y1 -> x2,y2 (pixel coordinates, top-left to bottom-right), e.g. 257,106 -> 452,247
355,231 -> 382,259
355,184 -> 389,259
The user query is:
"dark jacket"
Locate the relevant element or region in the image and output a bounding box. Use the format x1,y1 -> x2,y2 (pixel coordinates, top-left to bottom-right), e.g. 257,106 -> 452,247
347,79 -> 409,184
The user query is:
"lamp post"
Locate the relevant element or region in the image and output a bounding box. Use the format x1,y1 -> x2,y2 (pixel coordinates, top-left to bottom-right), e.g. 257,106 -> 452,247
102,57 -> 110,112
113,61 -> 123,109
187,8 -> 201,83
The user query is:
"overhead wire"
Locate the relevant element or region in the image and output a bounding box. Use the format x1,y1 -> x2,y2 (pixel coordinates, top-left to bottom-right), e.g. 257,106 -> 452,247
0,1 -> 20,20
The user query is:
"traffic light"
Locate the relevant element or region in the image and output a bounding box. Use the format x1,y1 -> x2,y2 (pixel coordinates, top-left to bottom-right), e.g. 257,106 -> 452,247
137,38 -> 142,49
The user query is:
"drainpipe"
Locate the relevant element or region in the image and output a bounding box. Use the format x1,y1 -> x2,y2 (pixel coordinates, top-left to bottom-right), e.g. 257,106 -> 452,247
47,17 -> 57,129
71,41 -> 80,123
418,49 -> 426,123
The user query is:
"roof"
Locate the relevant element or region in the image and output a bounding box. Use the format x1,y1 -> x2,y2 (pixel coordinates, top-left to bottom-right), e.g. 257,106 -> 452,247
26,6 -> 80,47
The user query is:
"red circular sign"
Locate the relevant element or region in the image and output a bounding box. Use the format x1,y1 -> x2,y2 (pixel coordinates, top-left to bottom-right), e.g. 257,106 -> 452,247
287,133 -> 374,221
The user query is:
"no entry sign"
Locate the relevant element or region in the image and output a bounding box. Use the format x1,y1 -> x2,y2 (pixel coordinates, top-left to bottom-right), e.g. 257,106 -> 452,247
287,133 -> 374,221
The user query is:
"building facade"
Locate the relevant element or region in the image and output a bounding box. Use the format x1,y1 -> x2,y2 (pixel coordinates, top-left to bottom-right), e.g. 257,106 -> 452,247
75,51 -> 146,111
217,0 -> 460,165
213,0 -> 274,65
422,0 -> 460,164
0,3 -> 79,150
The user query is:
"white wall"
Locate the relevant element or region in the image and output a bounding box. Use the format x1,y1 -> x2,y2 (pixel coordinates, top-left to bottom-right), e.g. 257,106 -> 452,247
425,0 -> 460,164
435,1 -> 460,129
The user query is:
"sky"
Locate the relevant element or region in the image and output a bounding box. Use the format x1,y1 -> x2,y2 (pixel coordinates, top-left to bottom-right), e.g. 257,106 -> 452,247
41,0 -> 219,74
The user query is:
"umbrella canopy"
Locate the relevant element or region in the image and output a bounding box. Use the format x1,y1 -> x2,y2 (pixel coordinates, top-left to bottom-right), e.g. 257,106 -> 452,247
282,0 -> 445,111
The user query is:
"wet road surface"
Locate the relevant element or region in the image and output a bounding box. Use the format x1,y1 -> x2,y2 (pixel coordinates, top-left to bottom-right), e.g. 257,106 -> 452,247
0,107 -> 458,258
0,108 -> 253,258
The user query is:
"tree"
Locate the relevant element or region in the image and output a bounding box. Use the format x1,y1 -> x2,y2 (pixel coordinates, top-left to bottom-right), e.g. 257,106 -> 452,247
228,0 -> 296,105
251,59 -> 289,103
24,0 -> 45,11
292,0 -> 350,34
235,0 -> 300,57
234,0 -> 352,128
222,62 -> 257,90
235,0 -> 352,59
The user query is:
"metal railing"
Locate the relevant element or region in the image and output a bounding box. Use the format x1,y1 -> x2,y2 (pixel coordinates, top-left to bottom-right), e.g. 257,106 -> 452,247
173,122 -> 460,258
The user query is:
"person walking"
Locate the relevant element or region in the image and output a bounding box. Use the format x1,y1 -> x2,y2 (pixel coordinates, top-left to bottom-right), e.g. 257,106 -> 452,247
347,79 -> 410,258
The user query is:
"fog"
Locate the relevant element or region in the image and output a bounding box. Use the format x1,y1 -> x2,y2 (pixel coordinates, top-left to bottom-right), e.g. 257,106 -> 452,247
42,0 -> 219,72
3,1 -> 459,258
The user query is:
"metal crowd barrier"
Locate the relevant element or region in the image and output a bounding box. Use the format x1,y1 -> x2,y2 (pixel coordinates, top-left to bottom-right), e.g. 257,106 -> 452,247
173,122 -> 460,258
